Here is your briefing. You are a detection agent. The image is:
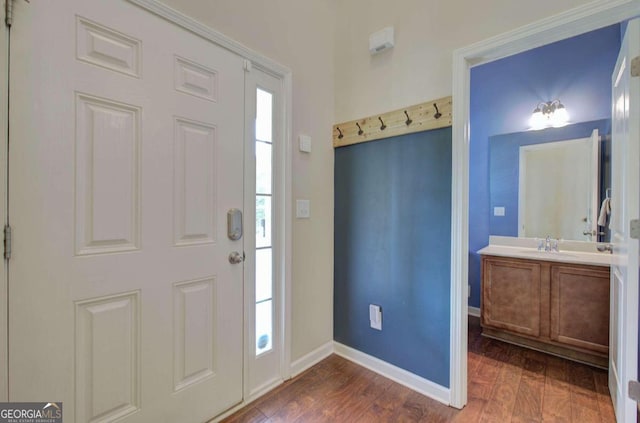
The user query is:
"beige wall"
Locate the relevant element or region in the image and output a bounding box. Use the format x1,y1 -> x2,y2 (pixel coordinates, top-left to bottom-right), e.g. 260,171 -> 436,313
159,0 -> 337,362
334,0 -> 594,122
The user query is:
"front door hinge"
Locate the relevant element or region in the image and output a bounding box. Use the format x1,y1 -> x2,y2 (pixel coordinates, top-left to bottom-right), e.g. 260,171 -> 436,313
243,59 -> 252,73
629,380 -> 640,402
4,0 -> 14,27
3,224 -> 11,260
631,219 -> 640,240
5,0 -> 28,28
632,56 -> 640,78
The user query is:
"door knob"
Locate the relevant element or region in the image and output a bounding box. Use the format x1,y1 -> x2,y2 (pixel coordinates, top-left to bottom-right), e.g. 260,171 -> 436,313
228,251 -> 245,264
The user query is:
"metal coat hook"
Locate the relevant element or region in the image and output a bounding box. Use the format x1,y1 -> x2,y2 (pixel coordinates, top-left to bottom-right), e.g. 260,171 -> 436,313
337,127 -> 344,139
433,103 -> 442,119
378,117 -> 386,130
404,111 -> 412,126
356,123 -> 363,135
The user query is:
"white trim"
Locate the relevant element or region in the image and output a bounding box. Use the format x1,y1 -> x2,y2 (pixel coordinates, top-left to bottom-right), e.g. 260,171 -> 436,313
451,0 -> 640,410
334,342 -> 450,406
125,0 -> 294,400
0,9 -> 8,402
289,341 -> 334,378
126,0 -> 289,77
282,72 -> 293,382
468,306 -> 480,318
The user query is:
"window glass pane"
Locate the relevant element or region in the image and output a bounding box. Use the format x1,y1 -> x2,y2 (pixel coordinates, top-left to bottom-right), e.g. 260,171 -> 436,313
256,195 -> 272,248
256,142 -> 272,195
256,300 -> 273,355
256,248 -> 272,303
256,89 -> 272,143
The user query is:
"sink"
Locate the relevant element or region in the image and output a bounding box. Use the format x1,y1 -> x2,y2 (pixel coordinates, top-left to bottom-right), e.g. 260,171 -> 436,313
478,237 -> 612,267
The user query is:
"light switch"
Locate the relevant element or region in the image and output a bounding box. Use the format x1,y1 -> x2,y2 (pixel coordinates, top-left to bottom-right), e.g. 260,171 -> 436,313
494,206 -> 505,217
296,199 -> 310,218
299,134 -> 312,153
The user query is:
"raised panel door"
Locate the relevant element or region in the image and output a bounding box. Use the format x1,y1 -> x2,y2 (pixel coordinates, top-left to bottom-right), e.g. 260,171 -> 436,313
8,1 -> 245,421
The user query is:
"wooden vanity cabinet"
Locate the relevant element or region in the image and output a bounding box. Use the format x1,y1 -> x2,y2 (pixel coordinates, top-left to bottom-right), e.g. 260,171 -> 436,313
481,255 -> 610,368
482,257 -> 542,337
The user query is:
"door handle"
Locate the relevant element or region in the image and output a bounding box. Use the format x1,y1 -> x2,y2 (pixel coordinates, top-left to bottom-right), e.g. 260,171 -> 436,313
228,251 -> 245,264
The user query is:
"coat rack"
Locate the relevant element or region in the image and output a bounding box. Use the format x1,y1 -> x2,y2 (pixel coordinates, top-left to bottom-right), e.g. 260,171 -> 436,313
332,96 -> 452,148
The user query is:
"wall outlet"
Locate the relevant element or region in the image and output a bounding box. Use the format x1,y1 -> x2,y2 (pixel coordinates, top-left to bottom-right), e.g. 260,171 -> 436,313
494,206 -> 505,217
369,304 -> 382,330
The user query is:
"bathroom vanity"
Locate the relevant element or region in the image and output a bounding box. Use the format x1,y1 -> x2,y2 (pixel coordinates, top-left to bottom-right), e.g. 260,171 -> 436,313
479,237 -> 612,368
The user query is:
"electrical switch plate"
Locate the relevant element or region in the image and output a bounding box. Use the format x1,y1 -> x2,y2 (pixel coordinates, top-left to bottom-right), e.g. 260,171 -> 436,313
369,304 -> 382,330
494,206 -> 505,217
299,134 -> 312,153
296,199 -> 310,218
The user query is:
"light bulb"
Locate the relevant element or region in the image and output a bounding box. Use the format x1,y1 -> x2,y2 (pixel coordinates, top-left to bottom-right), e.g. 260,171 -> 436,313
552,105 -> 569,127
529,109 -> 545,130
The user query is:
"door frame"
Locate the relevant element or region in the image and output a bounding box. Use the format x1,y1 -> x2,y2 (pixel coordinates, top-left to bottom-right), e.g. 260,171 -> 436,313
450,0 -> 640,409
125,0 -> 294,391
0,4 -> 8,402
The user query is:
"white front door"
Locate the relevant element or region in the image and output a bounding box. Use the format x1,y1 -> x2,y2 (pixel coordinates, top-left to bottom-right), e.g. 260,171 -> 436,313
609,18 -> 639,423
8,1 -> 245,421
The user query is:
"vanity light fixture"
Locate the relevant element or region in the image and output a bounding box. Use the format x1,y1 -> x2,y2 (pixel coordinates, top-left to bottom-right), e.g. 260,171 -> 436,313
529,99 -> 569,130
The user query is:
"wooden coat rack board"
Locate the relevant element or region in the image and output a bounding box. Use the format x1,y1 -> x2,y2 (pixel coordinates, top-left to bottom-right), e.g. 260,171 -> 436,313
332,96 -> 452,148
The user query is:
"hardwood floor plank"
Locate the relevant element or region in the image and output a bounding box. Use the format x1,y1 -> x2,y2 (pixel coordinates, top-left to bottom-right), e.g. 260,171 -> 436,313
513,374 -> 544,422
545,355 -> 568,383
542,379 -> 572,422
567,362 -> 597,394
593,371 -> 616,422
479,349 -> 523,422
222,407 -> 267,423
452,397 -> 487,422
267,394 -> 316,422
469,354 -> 502,400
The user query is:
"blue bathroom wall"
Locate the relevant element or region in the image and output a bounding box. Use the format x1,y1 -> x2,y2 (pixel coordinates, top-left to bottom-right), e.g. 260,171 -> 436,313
468,24 -> 620,308
489,119 -> 611,236
334,128 -> 452,387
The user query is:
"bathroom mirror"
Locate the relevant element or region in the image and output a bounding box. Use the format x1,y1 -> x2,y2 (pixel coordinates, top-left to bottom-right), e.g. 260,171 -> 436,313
489,120 -> 611,242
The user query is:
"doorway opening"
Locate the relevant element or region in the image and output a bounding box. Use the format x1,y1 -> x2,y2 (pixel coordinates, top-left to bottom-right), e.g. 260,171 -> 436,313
450,0 -> 640,417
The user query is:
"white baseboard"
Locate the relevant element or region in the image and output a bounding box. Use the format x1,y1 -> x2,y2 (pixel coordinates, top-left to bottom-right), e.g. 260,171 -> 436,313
289,340 -> 334,377
468,306 -> 480,317
333,342 -> 450,406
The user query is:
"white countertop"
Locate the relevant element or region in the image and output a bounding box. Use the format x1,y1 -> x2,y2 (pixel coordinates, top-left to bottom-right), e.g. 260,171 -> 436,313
478,236 -> 612,267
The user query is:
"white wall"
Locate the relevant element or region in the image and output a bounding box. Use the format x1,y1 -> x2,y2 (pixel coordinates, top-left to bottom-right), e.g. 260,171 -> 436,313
334,0 -> 595,122
159,0 -> 337,362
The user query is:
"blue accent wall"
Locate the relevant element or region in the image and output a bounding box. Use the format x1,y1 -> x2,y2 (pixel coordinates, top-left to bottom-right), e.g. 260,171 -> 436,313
468,25 -> 620,308
334,128 -> 452,387
489,119 -> 611,237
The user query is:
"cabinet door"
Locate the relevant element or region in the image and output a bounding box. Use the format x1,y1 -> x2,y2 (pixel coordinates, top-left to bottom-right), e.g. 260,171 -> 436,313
482,257 -> 541,337
550,265 -> 610,354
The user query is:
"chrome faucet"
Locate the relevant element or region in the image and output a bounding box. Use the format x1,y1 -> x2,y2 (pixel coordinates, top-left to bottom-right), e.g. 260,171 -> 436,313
545,236 -> 551,252
544,235 -> 560,252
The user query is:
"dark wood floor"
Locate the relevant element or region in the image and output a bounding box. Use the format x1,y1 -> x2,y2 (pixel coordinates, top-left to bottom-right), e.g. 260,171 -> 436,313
222,316 -> 615,422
